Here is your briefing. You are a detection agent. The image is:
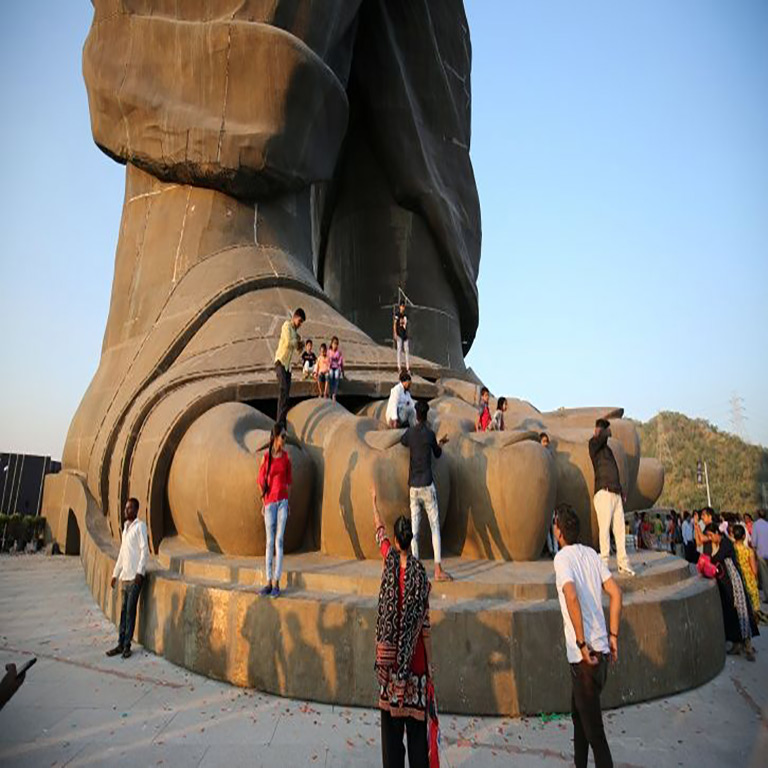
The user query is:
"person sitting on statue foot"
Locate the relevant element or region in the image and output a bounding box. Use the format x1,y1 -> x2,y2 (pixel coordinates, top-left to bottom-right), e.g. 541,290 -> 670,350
328,335 -> 345,403
258,424 -> 292,599
107,497 -> 148,659
316,343 -> 330,398
475,386 -> 492,432
393,299 -> 410,375
372,488 -> 432,768
274,308 -> 305,427
301,339 -> 317,380
386,371 -> 416,429
553,503 -> 622,768
589,419 -> 635,576
401,400 -> 452,582
489,396 -> 507,431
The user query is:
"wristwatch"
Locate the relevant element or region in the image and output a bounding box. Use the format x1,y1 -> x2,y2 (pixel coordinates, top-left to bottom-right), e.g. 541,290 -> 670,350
576,639 -> 587,650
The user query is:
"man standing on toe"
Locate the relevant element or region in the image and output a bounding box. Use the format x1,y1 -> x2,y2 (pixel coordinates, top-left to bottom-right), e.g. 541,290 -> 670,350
554,504 -> 622,768
274,308 -> 306,427
107,497 -> 148,659
589,419 -> 635,576
401,400 -> 452,582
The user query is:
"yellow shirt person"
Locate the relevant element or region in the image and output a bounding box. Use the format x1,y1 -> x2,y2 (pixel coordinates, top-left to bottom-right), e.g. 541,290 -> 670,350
275,319 -> 301,369
274,308 -> 305,426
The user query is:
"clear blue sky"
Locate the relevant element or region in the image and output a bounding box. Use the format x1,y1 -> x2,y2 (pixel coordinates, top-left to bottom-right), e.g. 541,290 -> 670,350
1,1 -> 766,459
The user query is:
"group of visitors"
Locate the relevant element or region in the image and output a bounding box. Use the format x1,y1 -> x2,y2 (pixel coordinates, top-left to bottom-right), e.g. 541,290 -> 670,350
475,387 -> 508,432
299,336 -> 345,401
632,510 -> 683,553
693,507 -> 768,656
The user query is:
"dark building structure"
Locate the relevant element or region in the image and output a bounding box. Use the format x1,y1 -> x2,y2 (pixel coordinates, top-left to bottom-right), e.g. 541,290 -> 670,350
0,453 -> 61,517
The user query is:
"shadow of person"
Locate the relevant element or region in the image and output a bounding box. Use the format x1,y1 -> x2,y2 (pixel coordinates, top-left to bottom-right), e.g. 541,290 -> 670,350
240,591 -> 330,703
197,510 -> 223,554
153,584 -> 229,680
339,450 -> 365,559
442,441 -> 512,561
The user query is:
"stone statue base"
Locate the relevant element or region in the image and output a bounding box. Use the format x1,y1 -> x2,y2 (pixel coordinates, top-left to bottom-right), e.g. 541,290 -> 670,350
42,468 -> 724,716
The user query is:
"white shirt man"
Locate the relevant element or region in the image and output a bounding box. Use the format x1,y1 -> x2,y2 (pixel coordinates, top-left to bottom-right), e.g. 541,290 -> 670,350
107,499 -> 148,659
112,517 -> 149,583
386,373 -> 416,428
553,504 -> 622,768
681,517 -> 694,545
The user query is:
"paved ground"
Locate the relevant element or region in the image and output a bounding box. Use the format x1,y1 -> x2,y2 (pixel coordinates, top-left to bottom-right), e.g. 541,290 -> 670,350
0,556 -> 765,768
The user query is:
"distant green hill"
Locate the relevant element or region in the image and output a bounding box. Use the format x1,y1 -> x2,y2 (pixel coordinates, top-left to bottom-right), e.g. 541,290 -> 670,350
635,411 -> 768,512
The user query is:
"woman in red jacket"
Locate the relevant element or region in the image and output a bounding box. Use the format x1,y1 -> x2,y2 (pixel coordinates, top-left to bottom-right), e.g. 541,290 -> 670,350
257,424 -> 292,598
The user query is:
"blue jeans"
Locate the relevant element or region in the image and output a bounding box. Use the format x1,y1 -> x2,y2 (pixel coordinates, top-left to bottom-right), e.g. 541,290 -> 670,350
264,499 -> 289,582
118,580 -> 142,650
329,368 -> 342,396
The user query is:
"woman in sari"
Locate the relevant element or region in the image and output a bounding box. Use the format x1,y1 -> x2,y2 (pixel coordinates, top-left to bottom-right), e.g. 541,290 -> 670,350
732,524 -> 768,624
705,524 -> 758,661
372,489 -> 432,768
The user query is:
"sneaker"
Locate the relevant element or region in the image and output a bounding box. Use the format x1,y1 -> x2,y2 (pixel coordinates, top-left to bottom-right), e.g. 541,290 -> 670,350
259,584 -> 273,596
105,646 -> 123,657
618,565 -> 636,577
121,647 -> 132,659
271,585 -> 281,599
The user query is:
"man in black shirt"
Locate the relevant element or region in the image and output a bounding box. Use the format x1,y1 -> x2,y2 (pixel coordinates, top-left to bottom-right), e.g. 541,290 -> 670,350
401,400 -> 451,581
393,300 -> 410,374
589,419 -> 635,576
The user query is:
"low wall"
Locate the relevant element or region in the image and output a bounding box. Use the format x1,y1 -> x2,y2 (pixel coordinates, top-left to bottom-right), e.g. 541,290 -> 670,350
45,470 -> 725,716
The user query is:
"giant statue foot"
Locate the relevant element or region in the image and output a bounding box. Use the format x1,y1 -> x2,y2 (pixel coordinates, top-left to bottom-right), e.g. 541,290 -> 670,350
57,0 -> 663,565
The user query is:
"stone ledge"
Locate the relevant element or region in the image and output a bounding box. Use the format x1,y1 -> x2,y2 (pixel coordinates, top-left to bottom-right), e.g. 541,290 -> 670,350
49,471 -> 725,716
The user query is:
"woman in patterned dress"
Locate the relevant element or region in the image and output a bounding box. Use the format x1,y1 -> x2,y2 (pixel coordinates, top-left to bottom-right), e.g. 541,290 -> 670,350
372,488 -> 432,768
705,524 -> 758,661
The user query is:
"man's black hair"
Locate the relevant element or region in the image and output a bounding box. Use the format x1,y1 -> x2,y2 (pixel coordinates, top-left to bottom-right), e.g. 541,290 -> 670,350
399,370 -> 412,383
415,400 -> 429,422
394,515 -> 414,551
595,418 -> 610,430
555,503 -> 580,545
127,497 -> 140,511
293,307 -> 306,321
497,397 -> 507,409
704,522 -> 719,536
305,338 -> 312,345
539,432 -> 549,443
732,524 -> 746,541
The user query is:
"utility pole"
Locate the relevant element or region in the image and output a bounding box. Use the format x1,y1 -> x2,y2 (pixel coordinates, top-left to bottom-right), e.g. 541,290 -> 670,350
697,459 -> 712,508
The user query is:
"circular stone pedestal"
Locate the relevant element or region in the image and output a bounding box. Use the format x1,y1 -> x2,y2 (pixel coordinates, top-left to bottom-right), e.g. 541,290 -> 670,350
79,505 -> 724,716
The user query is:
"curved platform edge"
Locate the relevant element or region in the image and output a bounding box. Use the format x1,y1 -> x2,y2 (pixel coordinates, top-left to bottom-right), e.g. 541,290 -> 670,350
43,470 -> 725,716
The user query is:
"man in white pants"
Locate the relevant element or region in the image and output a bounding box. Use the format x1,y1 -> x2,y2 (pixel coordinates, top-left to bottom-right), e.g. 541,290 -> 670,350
588,419 -> 635,576
401,400 -> 451,581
